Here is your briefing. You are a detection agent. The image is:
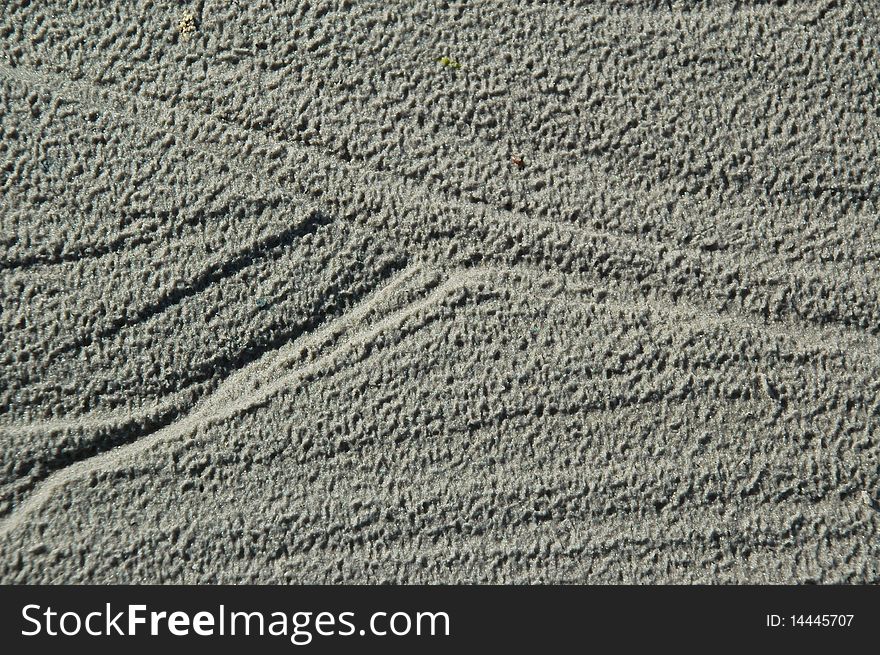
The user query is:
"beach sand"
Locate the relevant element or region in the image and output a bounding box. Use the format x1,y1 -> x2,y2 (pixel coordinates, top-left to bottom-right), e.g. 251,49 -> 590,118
0,0 -> 878,582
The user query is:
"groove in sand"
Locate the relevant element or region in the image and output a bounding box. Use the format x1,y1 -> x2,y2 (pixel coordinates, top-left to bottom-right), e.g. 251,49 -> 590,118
0,263 -> 429,536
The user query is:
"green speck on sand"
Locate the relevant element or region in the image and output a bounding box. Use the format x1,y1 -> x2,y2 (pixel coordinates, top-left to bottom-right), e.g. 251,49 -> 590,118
437,56 -> 462,69
256,297 -> 269,309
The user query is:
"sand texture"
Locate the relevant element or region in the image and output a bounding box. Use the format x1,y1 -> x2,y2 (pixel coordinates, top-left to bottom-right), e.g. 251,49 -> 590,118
1,1 -> 878,583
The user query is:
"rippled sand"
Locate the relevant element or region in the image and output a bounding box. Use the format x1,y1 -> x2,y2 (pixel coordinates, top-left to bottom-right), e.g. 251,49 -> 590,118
1,1 -> 878,582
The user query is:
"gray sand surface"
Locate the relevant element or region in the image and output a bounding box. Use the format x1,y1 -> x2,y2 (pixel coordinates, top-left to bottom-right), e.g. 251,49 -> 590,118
0,0 -> 878,582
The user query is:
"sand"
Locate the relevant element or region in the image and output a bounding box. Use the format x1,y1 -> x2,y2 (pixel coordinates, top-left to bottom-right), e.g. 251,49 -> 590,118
0,0 -> 878,583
